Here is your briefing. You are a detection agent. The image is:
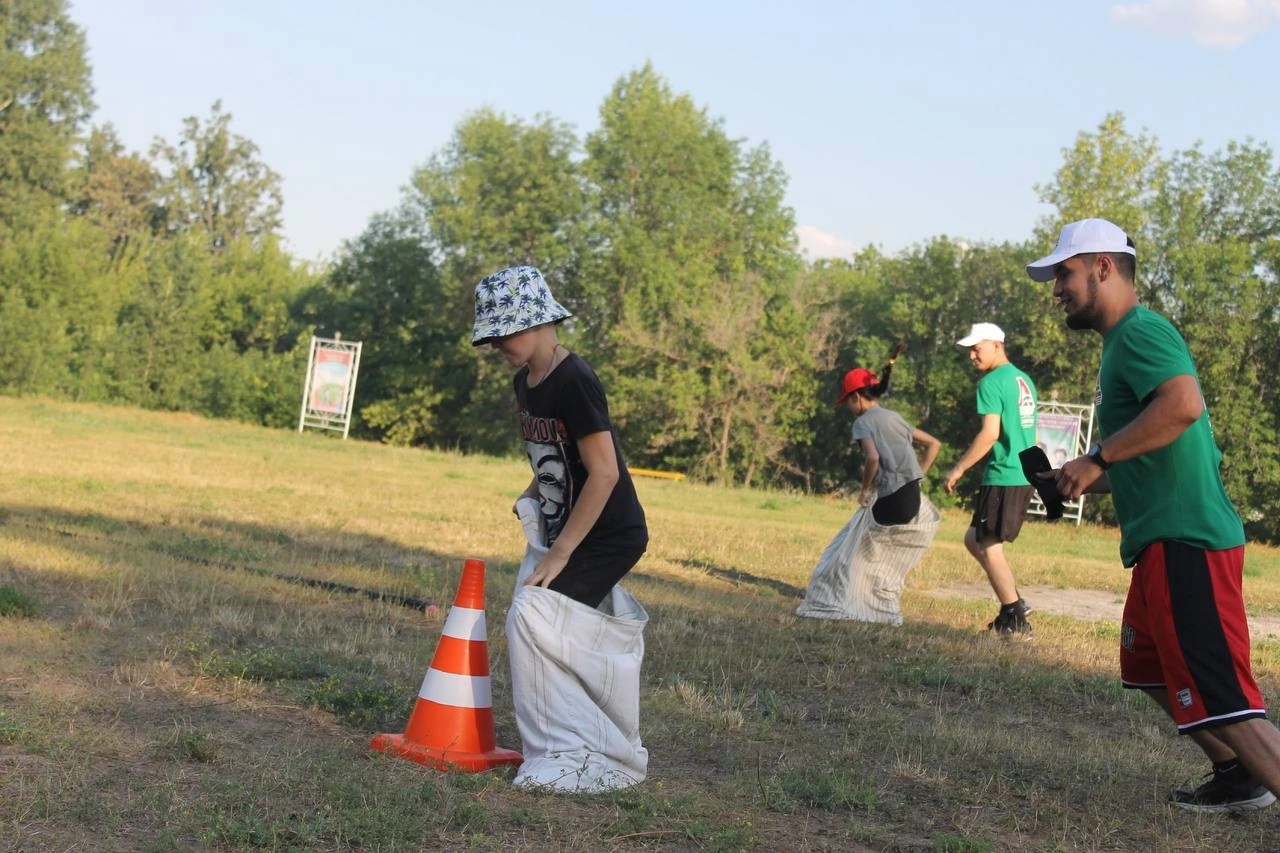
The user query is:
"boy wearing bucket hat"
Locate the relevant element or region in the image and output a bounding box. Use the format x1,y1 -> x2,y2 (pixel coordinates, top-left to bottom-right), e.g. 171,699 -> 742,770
472,265 -> 648,604
474,265 -> 651,792
945,322 -> 1038,638
1032,218 -> 1280,814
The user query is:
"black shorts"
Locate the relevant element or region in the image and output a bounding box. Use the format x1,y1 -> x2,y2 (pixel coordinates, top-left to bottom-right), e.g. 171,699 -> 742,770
969,485 -> 1033,543
549,535 -> 648,608
872,480 -> 922,526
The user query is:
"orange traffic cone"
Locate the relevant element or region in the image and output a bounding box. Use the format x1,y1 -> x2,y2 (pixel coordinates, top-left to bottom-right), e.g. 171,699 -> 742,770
370,558 -> 522,772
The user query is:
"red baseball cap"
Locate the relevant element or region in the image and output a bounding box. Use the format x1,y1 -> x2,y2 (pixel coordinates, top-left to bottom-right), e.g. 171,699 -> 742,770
834,367 -> 877,405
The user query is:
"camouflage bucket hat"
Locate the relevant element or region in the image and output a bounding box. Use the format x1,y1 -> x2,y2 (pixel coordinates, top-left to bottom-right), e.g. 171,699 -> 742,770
471,266 -> 572,346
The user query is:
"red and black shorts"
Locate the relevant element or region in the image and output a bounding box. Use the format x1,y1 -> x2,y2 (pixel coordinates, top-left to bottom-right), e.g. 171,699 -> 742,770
1120,540 -> 1267,733
969,485 -> 1033,543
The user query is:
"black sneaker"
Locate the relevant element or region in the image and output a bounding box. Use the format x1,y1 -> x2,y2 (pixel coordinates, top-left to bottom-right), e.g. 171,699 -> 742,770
1171,764 -> 1277,814
986,599 -> 1033,639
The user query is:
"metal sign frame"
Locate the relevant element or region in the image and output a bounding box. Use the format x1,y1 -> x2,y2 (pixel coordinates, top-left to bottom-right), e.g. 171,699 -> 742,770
1028,399 -> 1095,526
298,335 -> 362,438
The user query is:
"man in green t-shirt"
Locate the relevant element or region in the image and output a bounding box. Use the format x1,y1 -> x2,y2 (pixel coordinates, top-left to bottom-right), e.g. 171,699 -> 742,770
1031,217 -> 1279,815
945,322 -> 1038,638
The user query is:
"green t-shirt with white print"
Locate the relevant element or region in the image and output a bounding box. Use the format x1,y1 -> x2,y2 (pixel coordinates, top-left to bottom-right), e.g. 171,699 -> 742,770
975,362 -> 1038,486
1098,305 -> 1243,566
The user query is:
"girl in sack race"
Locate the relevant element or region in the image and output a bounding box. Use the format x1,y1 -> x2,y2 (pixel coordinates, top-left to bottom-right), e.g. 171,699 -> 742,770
798,352 -> 942,624
472,265 -> 649,792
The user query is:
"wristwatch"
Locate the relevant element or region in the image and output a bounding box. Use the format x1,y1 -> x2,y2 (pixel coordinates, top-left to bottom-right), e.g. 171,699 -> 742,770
1087,443 -> 1111,470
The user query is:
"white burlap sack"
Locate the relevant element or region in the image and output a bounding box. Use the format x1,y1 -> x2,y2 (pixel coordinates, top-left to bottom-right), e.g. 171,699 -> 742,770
796,495 -> 941,625
506,499 -> 648,792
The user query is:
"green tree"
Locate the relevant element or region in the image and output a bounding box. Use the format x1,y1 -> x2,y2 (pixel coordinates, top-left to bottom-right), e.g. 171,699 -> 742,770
581,64 -> 740,341
99,230 -> 313,425
1035,112 -> 1163,240
581,64 -> 806,482
1036,119 -> 1280,537
790,237 -> 1077,504
150,100 -> 284,250
1146,140 -> 1280,538
782,253 -> 889,493
0,213 -> 116,396
306,212 -> 461,447
0,0 -> 93,229
408,107 -> 585,292
105,233 -> 213,408
69,123 -> 161,269
612,270 -> 830,485
404,108 -> 586,451
1031,112 -> 1166,399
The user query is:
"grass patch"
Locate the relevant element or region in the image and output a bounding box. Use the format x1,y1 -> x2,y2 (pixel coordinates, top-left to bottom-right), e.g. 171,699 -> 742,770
4,397 -> 1280,850
172,727 -> 218,763
194,644 -> 332,682
0,710 -> 26,745
308,675 -> 413,730
0,585 -> 40,617
152,533 -> 265,566
760,762 -> 879,813
933,834 -> 993,853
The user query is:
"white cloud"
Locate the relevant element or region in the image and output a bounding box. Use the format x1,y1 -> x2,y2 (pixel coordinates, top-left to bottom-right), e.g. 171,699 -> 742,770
1112,0 -> 1280,47
795,224 -> 857,260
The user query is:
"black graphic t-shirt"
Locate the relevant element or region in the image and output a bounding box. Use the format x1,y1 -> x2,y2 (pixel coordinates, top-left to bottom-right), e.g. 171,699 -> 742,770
514,354 -> 648,559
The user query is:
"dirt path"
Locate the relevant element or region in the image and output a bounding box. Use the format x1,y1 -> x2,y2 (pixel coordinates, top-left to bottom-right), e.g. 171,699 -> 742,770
923,583 -> 1280,639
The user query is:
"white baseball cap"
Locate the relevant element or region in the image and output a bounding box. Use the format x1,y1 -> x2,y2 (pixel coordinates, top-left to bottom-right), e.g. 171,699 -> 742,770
1026,218 -> 1135,282
956,322 -> 1005,347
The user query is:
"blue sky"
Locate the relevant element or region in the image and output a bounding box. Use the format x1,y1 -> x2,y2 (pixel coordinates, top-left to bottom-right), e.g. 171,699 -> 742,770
69,0 -> 1280,263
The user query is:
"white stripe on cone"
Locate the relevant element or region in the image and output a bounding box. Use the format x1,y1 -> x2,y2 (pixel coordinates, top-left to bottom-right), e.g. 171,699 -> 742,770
441,606 -> 487,641
418,668 -> 493,708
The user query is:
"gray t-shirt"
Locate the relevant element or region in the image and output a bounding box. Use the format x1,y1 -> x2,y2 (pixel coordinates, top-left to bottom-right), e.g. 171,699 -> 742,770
851,405 -> 923,498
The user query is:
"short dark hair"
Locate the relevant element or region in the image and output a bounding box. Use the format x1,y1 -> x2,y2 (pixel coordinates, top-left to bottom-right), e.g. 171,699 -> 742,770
1082,237 -> 1136,281
1108,235 -> 1136,280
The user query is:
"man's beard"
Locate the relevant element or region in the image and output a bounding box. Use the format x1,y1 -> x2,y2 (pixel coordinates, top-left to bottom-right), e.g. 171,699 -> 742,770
1065,273 -> 1099,330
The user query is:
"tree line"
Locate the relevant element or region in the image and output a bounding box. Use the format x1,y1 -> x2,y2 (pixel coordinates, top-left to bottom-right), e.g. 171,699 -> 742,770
4,1 -> 1279,542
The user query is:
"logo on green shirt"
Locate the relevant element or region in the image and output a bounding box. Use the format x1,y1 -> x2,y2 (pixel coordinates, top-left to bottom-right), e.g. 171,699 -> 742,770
1017,376 -> 1035,430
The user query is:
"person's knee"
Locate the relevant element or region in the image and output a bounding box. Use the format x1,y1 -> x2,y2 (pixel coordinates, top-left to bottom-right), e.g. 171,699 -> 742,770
964,526 -> 980,555
965,527 -> 999,559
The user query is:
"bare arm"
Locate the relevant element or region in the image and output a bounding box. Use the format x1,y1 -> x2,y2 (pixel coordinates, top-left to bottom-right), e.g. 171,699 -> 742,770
945,413 -> 1001,493
913,428 -> 941,476
1054,374 -> 1202,501
857,436 -> 879,507
524,430 -> 620,588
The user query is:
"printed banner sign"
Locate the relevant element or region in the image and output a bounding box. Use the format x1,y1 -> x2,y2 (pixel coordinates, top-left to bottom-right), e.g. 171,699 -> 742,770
1036,412 -> 1081,470
309,346 -> 354,415
298,336 -> 363,438
1028,402 -> 1095,526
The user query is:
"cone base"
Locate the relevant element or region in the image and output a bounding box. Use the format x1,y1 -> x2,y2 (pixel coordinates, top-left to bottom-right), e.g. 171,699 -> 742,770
370,732 -> 523,773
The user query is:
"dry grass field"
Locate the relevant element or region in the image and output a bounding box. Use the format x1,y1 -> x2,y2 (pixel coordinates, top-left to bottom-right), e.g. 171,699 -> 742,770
4,398 -> 1280,852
